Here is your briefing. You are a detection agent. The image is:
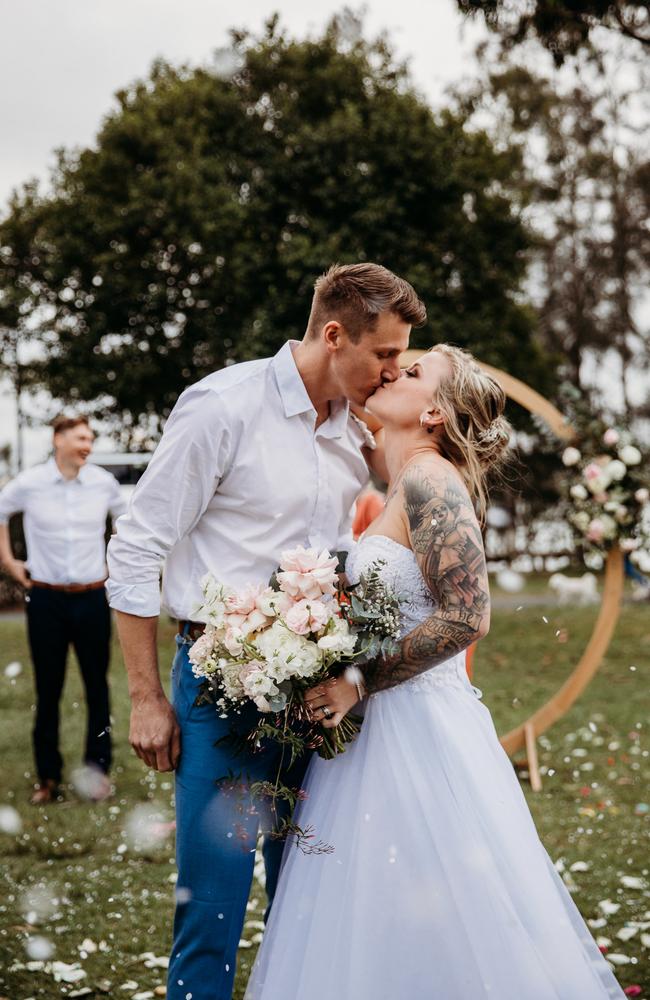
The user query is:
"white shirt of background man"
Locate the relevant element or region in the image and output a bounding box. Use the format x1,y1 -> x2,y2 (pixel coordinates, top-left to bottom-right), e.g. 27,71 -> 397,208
106,340 -> 370,621
0,458 -> 127,585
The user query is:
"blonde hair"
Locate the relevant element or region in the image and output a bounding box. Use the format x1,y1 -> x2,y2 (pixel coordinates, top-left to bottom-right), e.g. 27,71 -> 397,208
430,344 -> 511,523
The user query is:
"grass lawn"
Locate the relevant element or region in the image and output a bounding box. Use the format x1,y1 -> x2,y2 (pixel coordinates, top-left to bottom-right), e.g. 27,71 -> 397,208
0,590 -> 648,999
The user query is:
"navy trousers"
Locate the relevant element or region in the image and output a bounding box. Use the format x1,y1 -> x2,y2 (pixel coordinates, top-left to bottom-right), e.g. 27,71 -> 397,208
25,586 -> 112,783
168,633 -> 310,1000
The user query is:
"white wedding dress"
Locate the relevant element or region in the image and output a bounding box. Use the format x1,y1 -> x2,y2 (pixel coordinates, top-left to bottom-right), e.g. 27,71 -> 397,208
245,535 -> 625,999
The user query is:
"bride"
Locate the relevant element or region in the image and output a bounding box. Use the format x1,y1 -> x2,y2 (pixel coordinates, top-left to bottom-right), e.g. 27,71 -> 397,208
245,345 -> 625,999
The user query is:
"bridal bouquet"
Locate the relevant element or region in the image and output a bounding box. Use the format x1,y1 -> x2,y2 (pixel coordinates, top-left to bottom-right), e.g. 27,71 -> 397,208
188,545 -> 403,760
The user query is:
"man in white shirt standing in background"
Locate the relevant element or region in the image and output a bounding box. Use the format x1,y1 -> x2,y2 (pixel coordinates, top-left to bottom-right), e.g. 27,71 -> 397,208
0,415 -> 127,805
106,262 -> 426,1000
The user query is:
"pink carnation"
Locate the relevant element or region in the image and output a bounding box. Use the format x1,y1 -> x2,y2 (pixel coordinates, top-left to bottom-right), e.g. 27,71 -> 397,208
277,546 -> 339,600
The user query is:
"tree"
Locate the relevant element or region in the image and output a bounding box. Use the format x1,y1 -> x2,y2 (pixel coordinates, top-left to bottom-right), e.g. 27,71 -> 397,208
456,0 -> 649,64
0,183 -> 47,471
0,15 -> 553,444
453,52 -> 650,426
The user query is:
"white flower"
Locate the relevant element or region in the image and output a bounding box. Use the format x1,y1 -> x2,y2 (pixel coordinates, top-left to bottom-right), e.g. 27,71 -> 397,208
619,445 -> 642,466
603,428 -> 620,446
570,484 -> 588,501
562,447 -> 581,467
606,460 -> 627,482
634,487 -> 649,504
317,617 -> 358,655
255,622 -> 322,681
620,538 -> 640,552
198,574 -> 233,627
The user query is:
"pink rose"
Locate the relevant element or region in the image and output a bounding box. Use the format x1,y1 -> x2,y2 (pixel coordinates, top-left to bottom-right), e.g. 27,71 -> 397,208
277,546 -> 339,600
284,599 -> 333,636
223,625 -> 245,655
224,584 -> 273,636
586,519 -> 604,543
583,462 -> 604,482
226,584 -> 270,616
603,428 -> 620,446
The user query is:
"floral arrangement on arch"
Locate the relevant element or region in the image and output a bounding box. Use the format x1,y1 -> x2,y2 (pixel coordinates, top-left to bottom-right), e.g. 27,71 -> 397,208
560,426 -> 649,559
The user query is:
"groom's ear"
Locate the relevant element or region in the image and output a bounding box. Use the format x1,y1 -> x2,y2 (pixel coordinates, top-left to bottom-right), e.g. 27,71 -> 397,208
323,321 -> 344,352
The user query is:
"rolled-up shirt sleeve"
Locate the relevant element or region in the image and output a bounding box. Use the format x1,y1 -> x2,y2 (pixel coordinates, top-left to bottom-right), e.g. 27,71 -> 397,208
0,474 -> 28,524
106,386 -> 232,617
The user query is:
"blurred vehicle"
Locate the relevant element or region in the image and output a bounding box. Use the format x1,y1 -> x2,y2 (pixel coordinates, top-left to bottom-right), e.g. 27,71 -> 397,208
88,452 -> 153,501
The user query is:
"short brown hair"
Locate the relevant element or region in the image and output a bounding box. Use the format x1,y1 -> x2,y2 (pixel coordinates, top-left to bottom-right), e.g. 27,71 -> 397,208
306,263 -> 426,342
51,414 -> 92,435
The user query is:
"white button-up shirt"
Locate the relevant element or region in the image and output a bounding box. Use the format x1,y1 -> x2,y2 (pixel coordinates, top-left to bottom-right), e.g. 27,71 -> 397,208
106,341 -> 370,620
0,458 -> 127,585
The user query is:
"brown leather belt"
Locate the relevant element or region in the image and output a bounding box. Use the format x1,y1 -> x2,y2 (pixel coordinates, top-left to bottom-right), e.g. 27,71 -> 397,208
30,579 -> 107,593
179,620 -> 206,641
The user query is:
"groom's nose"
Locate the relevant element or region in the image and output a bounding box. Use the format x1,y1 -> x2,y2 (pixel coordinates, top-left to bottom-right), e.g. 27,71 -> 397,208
381,359 -> 401,383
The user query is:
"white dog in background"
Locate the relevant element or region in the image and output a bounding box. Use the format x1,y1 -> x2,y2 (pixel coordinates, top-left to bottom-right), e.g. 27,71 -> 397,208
548,572 -> 599,605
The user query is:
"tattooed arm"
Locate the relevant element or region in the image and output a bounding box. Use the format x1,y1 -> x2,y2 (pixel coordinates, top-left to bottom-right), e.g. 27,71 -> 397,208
364,462 -> 490,694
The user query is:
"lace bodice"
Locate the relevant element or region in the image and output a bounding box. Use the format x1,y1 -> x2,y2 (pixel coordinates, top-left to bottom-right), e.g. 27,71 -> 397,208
346,535 -> 482,698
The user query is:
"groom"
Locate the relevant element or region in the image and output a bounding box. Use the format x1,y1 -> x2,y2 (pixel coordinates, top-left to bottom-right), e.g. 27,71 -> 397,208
106,262 -> 426,1000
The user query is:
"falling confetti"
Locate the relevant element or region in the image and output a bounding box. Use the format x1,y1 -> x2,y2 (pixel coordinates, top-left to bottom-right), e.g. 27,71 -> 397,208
25,936 -> 54,960
0,804 -> 22,834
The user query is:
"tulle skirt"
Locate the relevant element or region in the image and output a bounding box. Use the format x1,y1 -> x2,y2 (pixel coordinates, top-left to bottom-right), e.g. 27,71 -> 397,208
245,680 -> 625,999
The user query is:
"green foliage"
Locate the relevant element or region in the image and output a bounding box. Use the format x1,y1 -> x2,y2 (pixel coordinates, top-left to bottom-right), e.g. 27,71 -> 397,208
0,15 -> 552,442
456,1 -> 649,64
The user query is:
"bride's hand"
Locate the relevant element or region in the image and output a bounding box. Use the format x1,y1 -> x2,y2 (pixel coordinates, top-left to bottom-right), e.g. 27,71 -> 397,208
304,676 -> 360,729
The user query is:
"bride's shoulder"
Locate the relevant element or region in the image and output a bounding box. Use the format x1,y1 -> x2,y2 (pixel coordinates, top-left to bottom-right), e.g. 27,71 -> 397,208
401,453 -> 468,498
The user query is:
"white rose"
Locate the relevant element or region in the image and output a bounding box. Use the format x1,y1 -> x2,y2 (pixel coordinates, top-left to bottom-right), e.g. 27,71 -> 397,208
317,618 -> 358,655
606,460 -> 627,482
562,447 -> 581,467
618,445 -> 642,466
570,484 -> 588,501
603,428 -> 620,446
573,511 -> 590,531
634,488 -> 649,504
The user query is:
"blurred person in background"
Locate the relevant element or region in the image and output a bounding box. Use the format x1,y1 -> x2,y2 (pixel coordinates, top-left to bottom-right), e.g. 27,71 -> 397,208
0,415 -> 127,805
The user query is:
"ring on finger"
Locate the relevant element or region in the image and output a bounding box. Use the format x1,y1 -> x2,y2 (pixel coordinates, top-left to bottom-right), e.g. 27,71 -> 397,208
321,706 -> 332,719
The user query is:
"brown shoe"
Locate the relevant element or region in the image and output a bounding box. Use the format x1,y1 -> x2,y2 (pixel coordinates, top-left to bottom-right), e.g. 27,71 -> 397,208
30,779 -> 60,805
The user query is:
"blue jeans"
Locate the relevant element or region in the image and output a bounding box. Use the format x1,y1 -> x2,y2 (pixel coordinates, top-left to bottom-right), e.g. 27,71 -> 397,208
167,634 -> 309,1000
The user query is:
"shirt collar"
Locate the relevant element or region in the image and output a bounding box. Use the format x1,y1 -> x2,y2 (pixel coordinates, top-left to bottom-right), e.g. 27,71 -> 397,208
271,340 -> 315,419
271,340 -> 350,438
47,456 -> 88,484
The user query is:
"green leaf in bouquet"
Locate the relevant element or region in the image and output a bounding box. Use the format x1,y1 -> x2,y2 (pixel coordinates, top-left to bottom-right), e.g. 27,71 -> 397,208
381,636 -> 401,659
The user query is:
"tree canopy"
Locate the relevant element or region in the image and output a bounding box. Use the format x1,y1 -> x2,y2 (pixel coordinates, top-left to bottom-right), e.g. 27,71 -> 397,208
0,15 -> 553,442
456,0 -> 649,64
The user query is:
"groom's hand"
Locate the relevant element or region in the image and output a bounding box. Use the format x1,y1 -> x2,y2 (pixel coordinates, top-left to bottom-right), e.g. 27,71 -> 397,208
129,693 -> 181,772
305,676 -> 360,729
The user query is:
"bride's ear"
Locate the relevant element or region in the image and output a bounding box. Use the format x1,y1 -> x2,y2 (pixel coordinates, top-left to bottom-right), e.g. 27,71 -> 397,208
419,408 -> 444,434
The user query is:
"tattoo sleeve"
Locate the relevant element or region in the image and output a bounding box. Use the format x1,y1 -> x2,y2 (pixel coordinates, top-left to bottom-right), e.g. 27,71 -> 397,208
364,464 -> 490,694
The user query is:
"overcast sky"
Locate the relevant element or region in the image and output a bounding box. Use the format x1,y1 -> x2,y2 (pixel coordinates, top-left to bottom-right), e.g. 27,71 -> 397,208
1,0 -> 487,468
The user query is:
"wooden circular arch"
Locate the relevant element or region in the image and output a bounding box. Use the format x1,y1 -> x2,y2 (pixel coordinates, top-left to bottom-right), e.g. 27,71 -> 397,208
401,349 -> 625,758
